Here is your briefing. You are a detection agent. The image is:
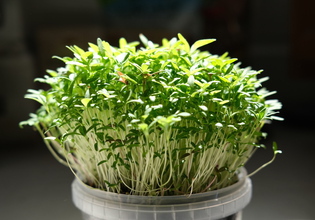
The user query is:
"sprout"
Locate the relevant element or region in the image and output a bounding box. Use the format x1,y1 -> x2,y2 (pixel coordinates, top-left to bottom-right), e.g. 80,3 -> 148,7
20,34 -> 282,196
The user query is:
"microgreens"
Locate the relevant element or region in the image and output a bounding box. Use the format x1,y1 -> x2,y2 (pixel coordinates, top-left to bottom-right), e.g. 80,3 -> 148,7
20,34 -> 282,196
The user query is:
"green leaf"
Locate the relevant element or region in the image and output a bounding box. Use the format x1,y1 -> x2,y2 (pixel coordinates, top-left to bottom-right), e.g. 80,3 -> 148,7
24,90 -> 46,105
46,69 -> 57,77
270,116 -> 284,121
170,62 -> 179,71
130,119 -> 141,123
129,62 -> 144,73
74,45 -> 85,55
273,142 -> 282,154
227,125 -> 237,130
180,153 -> 191,159
78,126 -> 87,135
177,112 -> 191,117
215,122 -> 223,128
151,104 -> 163,110
94,143 -> 99,151
97,89 -> 117,98
138,123 -> 148,130
139,34 -> 149,47
88,42 -> 99,53
44,136 -> 57,141
187,75 -> 195,86
191,39 -> 216,53
116,52 -> 130,63
225,64 -> 234,74
103,42 -> 113,56
181,57 -> 192,66
199,105 -> 208,111
97,160 -> 108,166
217,76 -> 231,83
119,37 -> 127,49
97,38 -> 105,56
224,58 -> 238,65
219,100 -> 230,105
162,38 -> 170,47
138,123 -> 149,136
128,99 -> 144,104
81,98 -> 92,107
178,33 -> 190,53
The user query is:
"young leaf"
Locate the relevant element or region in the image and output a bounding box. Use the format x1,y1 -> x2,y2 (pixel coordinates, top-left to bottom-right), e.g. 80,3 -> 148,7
178,33 -> 190,53
88,42 -> 99,53
119,37 -> 127,49
94,143 -> 99,151
188,75 -> 195,86
116,52 -> 130,63
97,38 -> 105,56
97,160 -> 108,166
139,34 -> 149,47
191,39 -> 216,53
215,122 -> 223,128
199,105 -> 208,111
103,42 -> 113,56
177,112 -> 191,117
273,142 -> 282,154
138,123 -> 149,136
81,98 -> 92,107
66,61 -> 86,67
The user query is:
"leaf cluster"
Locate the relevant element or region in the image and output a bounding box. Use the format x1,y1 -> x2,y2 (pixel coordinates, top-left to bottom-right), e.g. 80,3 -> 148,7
20,34 -> 282,195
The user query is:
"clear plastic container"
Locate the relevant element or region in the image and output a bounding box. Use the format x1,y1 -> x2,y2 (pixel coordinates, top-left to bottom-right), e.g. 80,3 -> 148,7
72,168 -> 252,220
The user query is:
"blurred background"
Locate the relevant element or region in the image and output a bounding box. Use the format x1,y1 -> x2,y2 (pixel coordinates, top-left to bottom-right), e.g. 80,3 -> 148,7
0,0 -> 314,219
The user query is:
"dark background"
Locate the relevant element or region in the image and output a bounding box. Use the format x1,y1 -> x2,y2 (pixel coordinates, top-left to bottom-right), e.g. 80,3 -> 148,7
0,0 -> 314,219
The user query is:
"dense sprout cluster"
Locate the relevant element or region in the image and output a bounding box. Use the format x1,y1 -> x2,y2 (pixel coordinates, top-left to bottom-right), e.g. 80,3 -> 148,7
21,34 -> 282,195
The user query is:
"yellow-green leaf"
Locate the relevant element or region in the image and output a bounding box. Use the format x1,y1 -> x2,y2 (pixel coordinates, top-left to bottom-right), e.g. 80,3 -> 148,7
191,39 -> 216,53
88,42 -> 99,53
162,38 -> 170,47
218,76 -> 231,83
81,98 -> 92,107
224,58 -> 238,65
66,61 -> 86,67
178,33 -> 190,53
139,34 -> 148,47
74,45 -> 85,56
46,69 -> 57,77
104,42 -> 113,56
219,100 -> 230,105
119,37 -> 127,49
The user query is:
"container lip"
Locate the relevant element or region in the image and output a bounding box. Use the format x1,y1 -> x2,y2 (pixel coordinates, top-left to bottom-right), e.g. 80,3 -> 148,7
72,167 -> 248,205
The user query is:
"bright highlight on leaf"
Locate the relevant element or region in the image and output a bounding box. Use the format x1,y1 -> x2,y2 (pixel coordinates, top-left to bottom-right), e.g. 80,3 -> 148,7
178,33 -> 190,53
199,105 -> 208,111
215,123 -> 223,128
81,98 -> 92,107
177,112 -> 191,117
187,75 -> 195,86
191,39 -> 216,53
